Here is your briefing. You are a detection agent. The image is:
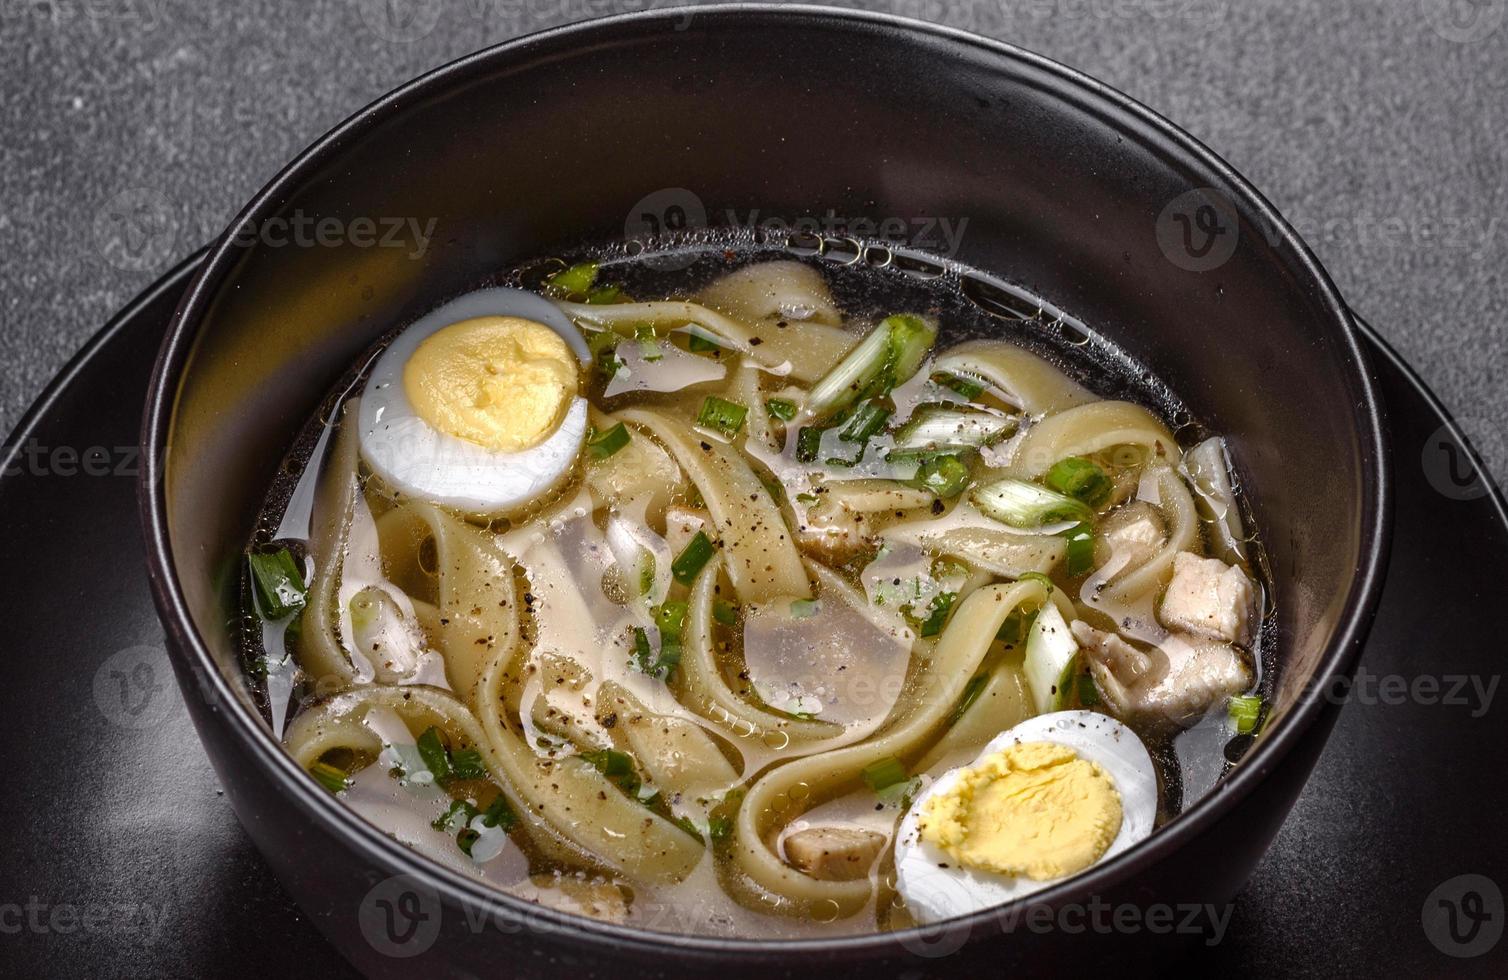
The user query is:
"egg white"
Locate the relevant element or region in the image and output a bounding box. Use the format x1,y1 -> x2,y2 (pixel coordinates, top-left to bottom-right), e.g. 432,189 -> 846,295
894,710 -> 1159,924
357,288 -> 592,515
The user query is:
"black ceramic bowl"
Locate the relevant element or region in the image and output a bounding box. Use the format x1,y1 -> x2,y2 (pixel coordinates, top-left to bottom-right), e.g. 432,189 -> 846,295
140,6 -> 1390,976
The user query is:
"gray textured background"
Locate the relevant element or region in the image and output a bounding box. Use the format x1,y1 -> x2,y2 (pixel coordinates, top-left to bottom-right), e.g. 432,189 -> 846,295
2,0 -> 1504,480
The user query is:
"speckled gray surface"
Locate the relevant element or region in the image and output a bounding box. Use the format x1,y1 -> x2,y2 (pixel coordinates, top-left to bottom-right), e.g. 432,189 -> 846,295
3,0 -> 1504,479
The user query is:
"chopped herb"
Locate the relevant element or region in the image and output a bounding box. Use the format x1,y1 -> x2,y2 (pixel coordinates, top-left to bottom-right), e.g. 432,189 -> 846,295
839,400 -> 892,443
765,398 -> 798,421
638,551 -> 656,596
633,322 -> 662,362
804,314 -> 937,420
416,726 -> 451,782
933,371 -> 986,400
795,426 -> 823,463
1052,655 -> 1081,711
1077,671 -> 1101,706
913,454 -> 971,498
708,814 -> 734,841
671,531 -> 715,586
790,598 -> 821,618
1044,456 -> 1113,508
481,794 -> 517,831
587,422 -> 631,460
431,798 -> 478,832
449,748 -> 487,781
578,749 -> 642,796
918,592 -> 957,637
456,827 -> 481,857
697,396 -> 748,438
861,756 -> 909,793
672,815 -> 703,840
309,761 -> 351,794
950,674 -> 989,723
688,330 -> 722,353
587,328 -> 624,378
1062,524 -> 1095,577
545,261 -> 598,296
248,547 -> 307,620
1229,695 -> 1263,734
713,600 -> 739,626
997,606 -> 1040,646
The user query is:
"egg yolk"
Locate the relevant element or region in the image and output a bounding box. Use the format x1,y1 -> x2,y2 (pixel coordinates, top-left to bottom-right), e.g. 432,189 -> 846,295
918,741 -> 1122,881
403,316 -> 578,452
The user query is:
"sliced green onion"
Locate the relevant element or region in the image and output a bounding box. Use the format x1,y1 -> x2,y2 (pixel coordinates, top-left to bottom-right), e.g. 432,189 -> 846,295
248,548 -> 307,620
889,404 -> 1017,457
804,314 -> 937,420
973,477 -> 1095,528
950,674 -> 989,723
1229,695 -> 1263,734
1023,603 -> 1080,715
918,591 -> 956,637
1062,524 -> 1095,577
861,756 -> 909,793
933,371 -> 986,400
587,422 -> 631,460
638,551 -> 656,596
587,328 -> 624,378
416,726 -> 451,782
765,398 -> 798,421
654,600 -> 688,639
633,323 -> 663,361
839,401 -> 892,443
713,600 -> 739,626
790,598 -> 820,618
310,761 -> 351,794
456,827 -> 482,856
449,748 -> 487,781
546,261 -> 598,296
633,626 -> 680,679
1044,456 -> 1113,508
632,626 -> 655,672
795,426 -> 822,463
913,454 -> 971,498
585,283 -> 628,305
671,531 -> 715,586
697,396 -> 748,438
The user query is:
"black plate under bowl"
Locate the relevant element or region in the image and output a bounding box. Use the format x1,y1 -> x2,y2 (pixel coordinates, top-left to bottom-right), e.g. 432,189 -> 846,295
1,255 -> 1503,977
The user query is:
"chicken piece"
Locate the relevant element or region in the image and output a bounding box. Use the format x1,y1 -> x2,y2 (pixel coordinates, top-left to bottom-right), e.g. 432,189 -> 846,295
1158,552 -> 1255,646
784,827 -> 888,882
1071,622 -> 1251,728
796,500 -> 873,565
510,874 -> 629,924
1093,501 -> 1168,575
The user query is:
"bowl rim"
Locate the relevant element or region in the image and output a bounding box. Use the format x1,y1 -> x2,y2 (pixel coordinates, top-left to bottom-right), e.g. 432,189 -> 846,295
139,2 -> 1392,960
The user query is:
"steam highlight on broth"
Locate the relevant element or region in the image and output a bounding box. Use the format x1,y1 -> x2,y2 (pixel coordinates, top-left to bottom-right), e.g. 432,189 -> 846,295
240,253 -> 1270,938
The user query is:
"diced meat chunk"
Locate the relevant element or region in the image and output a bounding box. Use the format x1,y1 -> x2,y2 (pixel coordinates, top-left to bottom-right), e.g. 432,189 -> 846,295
784,827 -> 887,882
796,502 -> 872,565
1072,622 -> 1252,728
1094,501 -> 1168,575
511,874 -> 629,923
1158,552 -> 1255,645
